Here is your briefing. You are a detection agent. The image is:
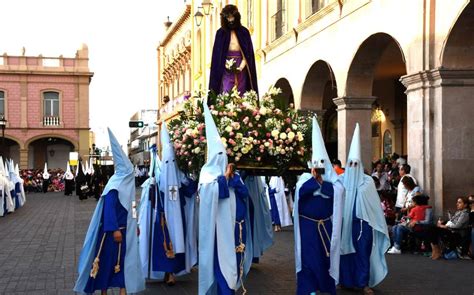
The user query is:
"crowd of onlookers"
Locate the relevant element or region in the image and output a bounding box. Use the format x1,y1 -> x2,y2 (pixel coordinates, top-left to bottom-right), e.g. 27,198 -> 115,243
20,169 -> 66,193
356,153 -> 473,260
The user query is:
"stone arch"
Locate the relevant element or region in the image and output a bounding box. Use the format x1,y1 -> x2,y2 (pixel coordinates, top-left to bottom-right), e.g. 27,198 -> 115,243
300,60 -> 337,110
25,134 -> 78,150
26,135 -> 77,169
345,33 -> 407,97
0,136 -> 22,164
2,134 -> 24,149
274,78 -> 294,107
441,2 -> 474,69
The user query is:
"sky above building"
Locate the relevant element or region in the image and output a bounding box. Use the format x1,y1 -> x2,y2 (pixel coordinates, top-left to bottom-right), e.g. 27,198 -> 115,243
0,0 -> 185,150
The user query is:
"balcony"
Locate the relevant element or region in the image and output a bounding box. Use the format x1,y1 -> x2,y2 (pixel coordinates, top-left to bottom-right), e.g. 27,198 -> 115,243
43,116 -> 60,126
271,9 -> 287,42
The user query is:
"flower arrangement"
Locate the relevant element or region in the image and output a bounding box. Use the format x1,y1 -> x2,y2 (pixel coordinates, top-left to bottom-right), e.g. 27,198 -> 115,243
168,86 -> 314,176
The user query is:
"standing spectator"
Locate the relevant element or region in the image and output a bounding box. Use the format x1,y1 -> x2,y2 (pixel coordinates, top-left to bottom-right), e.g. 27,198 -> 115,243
372,162 -> 390,191
331,159 -> 345,175
395,164 -> 416,217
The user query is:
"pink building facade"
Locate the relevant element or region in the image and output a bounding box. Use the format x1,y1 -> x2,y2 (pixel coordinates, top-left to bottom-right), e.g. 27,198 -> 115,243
0,45 -> 93,169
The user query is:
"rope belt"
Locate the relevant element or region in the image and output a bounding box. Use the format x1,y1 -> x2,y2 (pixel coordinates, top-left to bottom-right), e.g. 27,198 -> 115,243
161,212 -> 175,258
300,215 -> 332,257
235,220 -> 247,295
90,227 -> 126,278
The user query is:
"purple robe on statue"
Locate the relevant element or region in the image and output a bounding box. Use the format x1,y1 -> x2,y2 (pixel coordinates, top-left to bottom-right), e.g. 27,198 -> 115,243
209,26 -> 259,97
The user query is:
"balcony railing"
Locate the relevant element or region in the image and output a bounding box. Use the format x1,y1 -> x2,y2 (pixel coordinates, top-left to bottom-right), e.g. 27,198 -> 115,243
271,9 -> 287,42
43,116 -> 60,126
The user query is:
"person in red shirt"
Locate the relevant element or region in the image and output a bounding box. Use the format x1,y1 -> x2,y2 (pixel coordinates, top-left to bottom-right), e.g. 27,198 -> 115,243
387,194 -> 431,254
331,159 -> 345,175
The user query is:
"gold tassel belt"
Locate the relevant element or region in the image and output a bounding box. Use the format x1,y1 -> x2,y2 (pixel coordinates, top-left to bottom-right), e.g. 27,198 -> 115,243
90,227 -> 126,278
235,219 -> 247,295
161,212 -> 175,259
300,215 -> 332,257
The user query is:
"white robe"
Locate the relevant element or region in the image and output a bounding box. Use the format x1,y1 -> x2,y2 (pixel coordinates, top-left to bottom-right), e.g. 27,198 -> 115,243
269,177 -> 293,227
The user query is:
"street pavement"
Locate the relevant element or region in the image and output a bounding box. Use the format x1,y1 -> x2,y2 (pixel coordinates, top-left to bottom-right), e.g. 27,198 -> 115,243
0,192 -> 472,295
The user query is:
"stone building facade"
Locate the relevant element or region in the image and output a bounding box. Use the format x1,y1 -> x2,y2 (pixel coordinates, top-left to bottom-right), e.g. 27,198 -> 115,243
0,44 -> 93,169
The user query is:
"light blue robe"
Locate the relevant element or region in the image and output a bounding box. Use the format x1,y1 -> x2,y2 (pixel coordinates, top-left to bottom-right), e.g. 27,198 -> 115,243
244,176 -> 273,261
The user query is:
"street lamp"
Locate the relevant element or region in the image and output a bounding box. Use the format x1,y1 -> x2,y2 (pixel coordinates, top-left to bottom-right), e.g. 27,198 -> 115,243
194,9 -> 204,27
201,0 -> 213,15
0,115 -> 6,147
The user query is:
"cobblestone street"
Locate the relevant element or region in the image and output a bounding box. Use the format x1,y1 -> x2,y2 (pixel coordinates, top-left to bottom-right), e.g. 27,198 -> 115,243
0,192 -> 472,295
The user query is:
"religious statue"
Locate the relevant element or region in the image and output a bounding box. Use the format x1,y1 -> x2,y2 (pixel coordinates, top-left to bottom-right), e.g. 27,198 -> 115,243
209,5 -> 259,97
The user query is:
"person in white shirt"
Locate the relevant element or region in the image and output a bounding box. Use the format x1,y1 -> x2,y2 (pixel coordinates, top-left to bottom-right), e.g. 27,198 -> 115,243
395,164 -> 417,216
371,162 -> 390,191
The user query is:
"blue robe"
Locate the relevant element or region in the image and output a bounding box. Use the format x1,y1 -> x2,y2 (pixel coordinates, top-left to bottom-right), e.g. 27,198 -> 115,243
297,178 -> 336,295
152,190 -> 186,273
339,193 -> 373,289
14,183 -> 21,209
84,190 -> 127,292
213,174 -> 250,294
268,188 -> 281,226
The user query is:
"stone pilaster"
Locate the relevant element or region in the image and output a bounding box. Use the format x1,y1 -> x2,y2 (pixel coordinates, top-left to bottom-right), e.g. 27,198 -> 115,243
333,96 -> 376,170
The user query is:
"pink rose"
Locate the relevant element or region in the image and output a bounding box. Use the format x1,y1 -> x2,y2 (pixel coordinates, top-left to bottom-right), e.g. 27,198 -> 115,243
266,133 -> 271,138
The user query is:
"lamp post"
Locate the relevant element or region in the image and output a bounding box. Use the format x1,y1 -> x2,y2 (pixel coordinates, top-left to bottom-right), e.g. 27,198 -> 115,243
0,115 -> 7,152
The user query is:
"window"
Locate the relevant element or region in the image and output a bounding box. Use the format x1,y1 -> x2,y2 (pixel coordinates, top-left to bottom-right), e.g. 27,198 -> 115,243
307,0 -> 330,18
0,91 -> 4,117
43,91 -> 59,117
271,0 -> 287,41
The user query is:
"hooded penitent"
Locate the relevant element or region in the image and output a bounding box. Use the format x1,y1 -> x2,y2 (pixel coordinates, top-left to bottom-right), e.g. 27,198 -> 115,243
65,162 -> 74,180
198,101 -> 238,294
340,123 -> 390,287
74,128 -> 145,294
14,163 -> 26,207
138,145 -> 164,280
293,116 -> 345,284
3,158 -> 15,213
43,163 -> 50,179
159,122 -> 185,255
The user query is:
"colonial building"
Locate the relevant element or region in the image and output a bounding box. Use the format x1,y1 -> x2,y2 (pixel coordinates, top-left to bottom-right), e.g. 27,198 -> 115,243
258,0 -> 473,214
158,4 -> 192,122
0,44 -> 93,169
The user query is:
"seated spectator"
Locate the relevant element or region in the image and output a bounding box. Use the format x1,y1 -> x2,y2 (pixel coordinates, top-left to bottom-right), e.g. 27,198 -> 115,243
388,194 -> 431,254
401,176 -> 421,211
429,196 -> 470,260
469,195 -> 474,258
380,191 -> 396,226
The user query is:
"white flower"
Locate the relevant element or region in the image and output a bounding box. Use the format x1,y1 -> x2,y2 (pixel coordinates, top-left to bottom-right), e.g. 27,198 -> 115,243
271,130 -> 279,138
292,124 -> 298,130
242,147 -> 249,154
194,147 -> 201,154
264,142 -> 270,147
259,107 -> 267,115
279,133 -> 287,140
288,132 -> 295,142
225,126 -> 233,133
225,58 -> 236,70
